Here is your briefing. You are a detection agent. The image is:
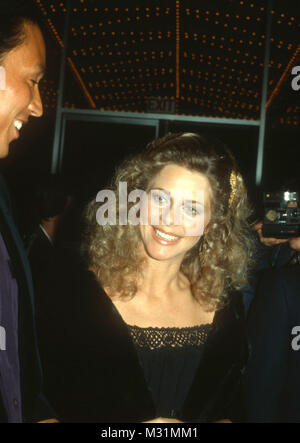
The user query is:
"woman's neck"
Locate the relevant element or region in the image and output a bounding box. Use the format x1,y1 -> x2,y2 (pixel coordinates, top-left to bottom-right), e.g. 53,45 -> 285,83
136,253 -> 189,302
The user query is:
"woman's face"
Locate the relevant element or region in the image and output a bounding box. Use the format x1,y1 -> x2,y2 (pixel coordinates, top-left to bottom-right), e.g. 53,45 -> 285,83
139,164 -> 212,263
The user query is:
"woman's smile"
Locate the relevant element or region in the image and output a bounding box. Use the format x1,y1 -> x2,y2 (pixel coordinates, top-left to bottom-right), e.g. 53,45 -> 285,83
151,226 -> 182,245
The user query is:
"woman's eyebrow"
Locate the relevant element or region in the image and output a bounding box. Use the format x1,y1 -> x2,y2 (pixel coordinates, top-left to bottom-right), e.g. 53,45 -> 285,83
150,187 -> 170,194
183,199 -> 204,206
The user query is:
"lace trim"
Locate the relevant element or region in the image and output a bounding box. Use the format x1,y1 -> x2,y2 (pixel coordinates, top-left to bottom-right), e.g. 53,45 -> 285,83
127,324 -> 212,350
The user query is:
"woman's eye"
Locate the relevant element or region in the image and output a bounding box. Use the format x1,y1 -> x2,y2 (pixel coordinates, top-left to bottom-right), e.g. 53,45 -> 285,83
183,205 -> 201,216
151,191 -> 169,206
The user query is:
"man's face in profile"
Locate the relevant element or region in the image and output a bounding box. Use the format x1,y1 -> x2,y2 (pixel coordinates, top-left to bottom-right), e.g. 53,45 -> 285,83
0,22 -> 46,158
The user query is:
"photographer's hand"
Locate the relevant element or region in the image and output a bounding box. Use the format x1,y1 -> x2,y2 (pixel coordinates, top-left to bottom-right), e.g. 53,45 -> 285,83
289,236 -> 300,252
254,222 -> 289,247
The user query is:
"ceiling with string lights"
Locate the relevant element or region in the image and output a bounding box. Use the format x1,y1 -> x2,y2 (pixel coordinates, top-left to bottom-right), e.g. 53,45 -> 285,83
35,0 -> 300,128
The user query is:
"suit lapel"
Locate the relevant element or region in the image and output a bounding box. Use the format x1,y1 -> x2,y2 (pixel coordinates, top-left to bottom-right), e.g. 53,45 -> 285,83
0,388 -> 8,423
0,194 -> 35,314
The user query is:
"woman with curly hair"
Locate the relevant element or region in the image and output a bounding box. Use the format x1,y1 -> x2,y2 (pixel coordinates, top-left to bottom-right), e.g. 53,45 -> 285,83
37,133 -> 255,423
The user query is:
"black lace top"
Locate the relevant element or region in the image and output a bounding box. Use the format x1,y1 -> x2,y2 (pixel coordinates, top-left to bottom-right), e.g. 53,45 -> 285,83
127,324 -> 212,419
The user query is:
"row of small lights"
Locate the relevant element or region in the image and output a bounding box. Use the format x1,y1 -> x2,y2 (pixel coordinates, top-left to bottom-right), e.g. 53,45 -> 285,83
89,94 -> 258,110
52,4 -> 172,18
279,118 -> 299,126
76,99 -> 260,121
82,66 -> 262,88
70,31 -> 296,54
69,31 -> 299,55
71,56 -> 271,82
85,78 -> 260,101
69,46 -> 286,72
84,83 -> 259,110
49,3 -> 299,33
47,2 -> 298,29
71,29 -> 172,40
87,81 -> 261,104
66,9 -> 299,32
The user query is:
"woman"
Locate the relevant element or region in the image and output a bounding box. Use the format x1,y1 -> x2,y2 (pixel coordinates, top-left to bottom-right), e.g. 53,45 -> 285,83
37,133 -> 255,422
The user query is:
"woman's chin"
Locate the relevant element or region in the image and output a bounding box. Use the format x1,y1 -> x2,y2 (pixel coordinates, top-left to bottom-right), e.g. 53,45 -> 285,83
142,243 -> 183,262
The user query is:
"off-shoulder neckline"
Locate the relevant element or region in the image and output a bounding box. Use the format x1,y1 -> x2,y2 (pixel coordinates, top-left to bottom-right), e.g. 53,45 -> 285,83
126,323 -> 213,331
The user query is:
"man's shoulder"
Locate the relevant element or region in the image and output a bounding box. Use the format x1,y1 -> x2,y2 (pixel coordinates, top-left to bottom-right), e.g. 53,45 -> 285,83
255,265 -> 300,316
261,264 -> 300,287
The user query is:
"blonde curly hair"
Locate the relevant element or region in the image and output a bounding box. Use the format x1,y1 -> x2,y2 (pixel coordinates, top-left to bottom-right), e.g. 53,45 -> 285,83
82,133 -> 255,310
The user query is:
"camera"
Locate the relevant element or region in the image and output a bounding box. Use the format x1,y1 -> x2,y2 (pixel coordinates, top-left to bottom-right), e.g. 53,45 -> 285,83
262,191 -> 300,238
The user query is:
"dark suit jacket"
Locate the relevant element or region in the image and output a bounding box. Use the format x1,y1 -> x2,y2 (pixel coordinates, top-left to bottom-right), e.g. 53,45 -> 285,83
27,226 -> 54,311
37,246 -> 248,423
244,264 -> 300,422
0,175 -> 53,423
243,237 -> 295,316
28,226 -> 53,269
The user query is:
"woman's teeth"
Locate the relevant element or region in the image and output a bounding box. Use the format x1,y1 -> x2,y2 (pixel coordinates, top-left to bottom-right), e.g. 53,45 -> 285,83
154,228 -> 180,241
14,121 -> 23,131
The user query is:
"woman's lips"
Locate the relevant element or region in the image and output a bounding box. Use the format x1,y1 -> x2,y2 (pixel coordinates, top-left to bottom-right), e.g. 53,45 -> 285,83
151,226 -> 182,245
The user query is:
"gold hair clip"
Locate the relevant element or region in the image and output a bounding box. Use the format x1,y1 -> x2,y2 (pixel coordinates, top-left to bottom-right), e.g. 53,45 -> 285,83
229,170 -> 237,207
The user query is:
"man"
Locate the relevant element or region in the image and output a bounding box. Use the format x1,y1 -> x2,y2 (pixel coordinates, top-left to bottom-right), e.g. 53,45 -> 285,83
27,174 -> 72,306
243,221 -> 300,314
254,221 -> 300,268
0,1 -> 55,422
243,213 -> 300,421
244,263 -> 300,422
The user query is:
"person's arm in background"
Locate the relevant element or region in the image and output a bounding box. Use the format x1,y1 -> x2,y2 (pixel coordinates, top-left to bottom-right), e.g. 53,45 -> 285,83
243,222 -> 296,315
253,221 -> 291,268
254,221 -> 300,267
254,221 -> 289,248
288,236 -> 300,253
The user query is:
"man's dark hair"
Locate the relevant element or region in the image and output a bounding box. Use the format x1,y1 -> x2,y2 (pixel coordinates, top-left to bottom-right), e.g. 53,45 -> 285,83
0,0 -> 41,63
